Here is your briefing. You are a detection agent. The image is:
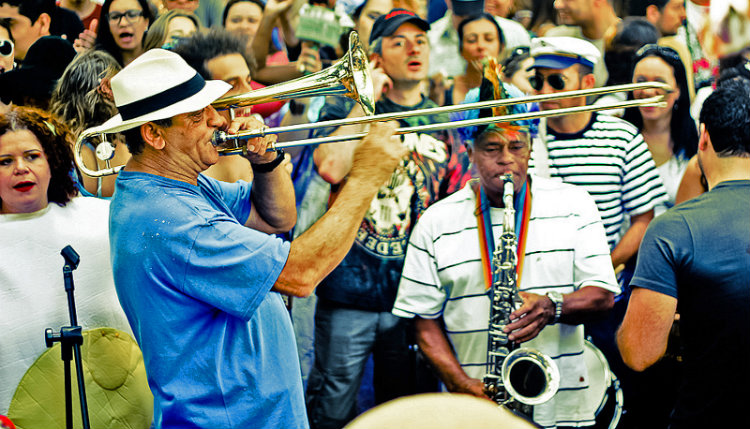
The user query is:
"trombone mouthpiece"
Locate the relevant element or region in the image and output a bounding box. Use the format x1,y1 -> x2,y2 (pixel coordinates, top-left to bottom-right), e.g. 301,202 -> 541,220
212,131 -> 228,147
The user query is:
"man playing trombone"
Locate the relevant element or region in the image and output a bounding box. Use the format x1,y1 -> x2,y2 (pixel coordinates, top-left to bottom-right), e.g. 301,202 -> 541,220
95,48 -> 407,429
392,80 -> 619,428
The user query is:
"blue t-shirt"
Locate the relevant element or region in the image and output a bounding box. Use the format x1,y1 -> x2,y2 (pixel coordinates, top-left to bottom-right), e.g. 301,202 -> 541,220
631,180 -> 750,428
109,170 -> 305,429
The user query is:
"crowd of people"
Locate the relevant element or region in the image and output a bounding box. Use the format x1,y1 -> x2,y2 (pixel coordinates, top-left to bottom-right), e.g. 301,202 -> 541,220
0,1 -> 748,429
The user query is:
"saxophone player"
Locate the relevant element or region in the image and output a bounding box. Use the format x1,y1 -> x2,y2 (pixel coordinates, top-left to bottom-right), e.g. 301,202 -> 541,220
392,80 -> 619,428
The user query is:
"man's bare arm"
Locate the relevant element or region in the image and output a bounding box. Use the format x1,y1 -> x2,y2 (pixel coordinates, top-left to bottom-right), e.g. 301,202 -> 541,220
415,317 -> 488,399
273,122 -> 406,297
617,287 -> 677,371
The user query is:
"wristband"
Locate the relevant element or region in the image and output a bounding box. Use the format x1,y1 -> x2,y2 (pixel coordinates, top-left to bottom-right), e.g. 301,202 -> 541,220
252,150 -> 285,173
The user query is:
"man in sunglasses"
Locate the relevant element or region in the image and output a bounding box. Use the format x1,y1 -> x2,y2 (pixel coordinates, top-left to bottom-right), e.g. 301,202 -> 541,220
528,34 -> 668,411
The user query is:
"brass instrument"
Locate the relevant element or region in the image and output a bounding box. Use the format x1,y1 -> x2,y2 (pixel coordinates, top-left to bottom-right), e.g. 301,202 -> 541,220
213,83 -> 669,152
73,31 -> 374,178
73,32 -> 672,177
483,174 -> 559,416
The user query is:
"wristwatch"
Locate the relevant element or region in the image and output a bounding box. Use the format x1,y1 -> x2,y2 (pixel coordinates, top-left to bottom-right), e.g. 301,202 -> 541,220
546,291 -> 563,324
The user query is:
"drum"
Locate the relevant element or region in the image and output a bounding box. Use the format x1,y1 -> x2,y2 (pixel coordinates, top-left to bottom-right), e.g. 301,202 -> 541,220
582,339 -> 623,429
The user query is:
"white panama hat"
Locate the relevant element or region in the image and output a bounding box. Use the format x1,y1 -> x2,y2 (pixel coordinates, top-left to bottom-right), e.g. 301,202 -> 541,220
86,49 -> 232,135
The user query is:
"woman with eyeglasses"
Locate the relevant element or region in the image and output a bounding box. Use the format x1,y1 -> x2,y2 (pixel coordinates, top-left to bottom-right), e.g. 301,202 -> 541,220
95,0 -> 154,66
623,44 -> 698,215
430,13 -> 505,107
0,20 -> 14,74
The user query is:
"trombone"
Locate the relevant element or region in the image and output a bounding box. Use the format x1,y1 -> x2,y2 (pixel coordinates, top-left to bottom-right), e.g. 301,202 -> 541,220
214,84 -> 668,153
73,30 -> 671,177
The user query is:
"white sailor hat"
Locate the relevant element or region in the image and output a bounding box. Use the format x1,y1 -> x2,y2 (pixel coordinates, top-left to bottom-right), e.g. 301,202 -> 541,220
529,37 -> 601,70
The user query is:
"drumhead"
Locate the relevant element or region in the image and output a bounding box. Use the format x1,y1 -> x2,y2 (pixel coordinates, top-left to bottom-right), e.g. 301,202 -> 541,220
582,340 -> 623,429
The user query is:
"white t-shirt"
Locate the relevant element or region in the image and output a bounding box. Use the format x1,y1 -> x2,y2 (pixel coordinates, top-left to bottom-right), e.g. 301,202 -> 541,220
0,197 -> 131,414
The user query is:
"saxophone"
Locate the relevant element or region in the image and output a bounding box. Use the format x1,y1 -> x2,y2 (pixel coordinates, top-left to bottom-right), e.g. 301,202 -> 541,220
483,174 -> 560,415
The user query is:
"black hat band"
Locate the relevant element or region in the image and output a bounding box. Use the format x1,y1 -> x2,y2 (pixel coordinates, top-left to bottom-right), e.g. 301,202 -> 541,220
118,73 -> 207,121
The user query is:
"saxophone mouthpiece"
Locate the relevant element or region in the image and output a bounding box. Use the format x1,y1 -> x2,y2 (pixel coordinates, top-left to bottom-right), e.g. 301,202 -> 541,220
502,174 -> 514,202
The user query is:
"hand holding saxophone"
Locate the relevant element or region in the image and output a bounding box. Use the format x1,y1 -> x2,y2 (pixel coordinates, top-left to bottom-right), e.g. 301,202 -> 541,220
504,291 -> 557,343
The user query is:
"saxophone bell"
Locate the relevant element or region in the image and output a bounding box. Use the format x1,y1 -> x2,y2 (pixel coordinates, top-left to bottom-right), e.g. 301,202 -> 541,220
502,348 -> 560,406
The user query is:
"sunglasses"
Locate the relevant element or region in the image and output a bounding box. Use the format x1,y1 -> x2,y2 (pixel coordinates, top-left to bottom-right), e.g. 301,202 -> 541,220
106,9 -> 143,24
529,73 -> 567,91
0,39 -> 13,57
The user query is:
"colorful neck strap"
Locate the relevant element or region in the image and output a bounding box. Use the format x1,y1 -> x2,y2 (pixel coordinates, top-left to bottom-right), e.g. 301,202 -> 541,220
474,179 -> 532,290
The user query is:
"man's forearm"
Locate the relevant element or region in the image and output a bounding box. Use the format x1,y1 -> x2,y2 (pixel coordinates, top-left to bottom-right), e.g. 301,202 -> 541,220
415,318 -> 486,397
273,174 -> 384,296
248,159 -> 297,232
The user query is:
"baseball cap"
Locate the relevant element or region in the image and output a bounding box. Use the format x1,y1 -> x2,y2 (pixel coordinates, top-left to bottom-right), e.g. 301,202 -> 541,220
369,9 -> 430,44
452,0 -> 485,16
529,37 -> 601,70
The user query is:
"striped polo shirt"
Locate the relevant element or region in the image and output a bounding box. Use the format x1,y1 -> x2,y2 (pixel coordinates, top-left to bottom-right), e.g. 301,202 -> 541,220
530,113 -> 667,249
393,177 -> 619,428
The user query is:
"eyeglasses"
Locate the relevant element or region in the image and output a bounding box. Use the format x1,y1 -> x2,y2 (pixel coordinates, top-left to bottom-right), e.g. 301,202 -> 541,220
529,73 -> 567,91
0,39 -> 13,57
634,44 -> 681,64
106,9 -> 143,25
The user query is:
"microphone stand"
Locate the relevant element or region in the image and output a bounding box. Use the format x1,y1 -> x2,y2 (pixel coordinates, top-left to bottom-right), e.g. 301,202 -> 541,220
44,245 -> 91,429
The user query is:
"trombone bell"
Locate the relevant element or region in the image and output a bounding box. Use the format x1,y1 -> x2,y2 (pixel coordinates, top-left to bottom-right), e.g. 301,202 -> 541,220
210,31 -> 374,115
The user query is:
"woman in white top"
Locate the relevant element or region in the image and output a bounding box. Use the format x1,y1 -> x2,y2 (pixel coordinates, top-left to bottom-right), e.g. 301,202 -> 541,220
0,106 -> 130,413
623,44 -> 699,215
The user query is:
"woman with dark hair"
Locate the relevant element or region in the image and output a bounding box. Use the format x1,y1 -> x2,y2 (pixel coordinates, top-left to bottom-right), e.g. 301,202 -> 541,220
431,13 -> 505,106
95,0 -> 153,66
0,107 -> 77,211
624,44 -> 698,214
0,105 -> 133,416
222,0 -> 265,42
527,0 -> 557,36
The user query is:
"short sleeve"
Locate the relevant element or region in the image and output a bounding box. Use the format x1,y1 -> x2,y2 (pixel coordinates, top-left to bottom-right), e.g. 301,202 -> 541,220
392,214 -> 448,319
183,220 -> 290,320
571,189 -> 620,294
630,212 -> 691,298
199,175 -> 253,225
